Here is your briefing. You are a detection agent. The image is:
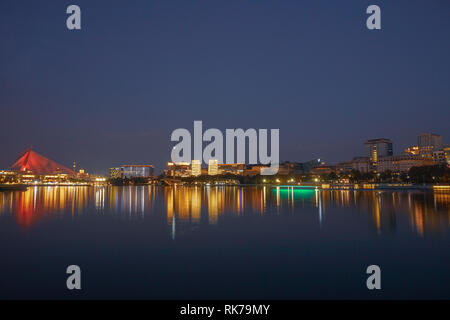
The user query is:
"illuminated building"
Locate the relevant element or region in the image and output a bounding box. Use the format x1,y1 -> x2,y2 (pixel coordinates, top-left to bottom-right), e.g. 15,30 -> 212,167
432,150 -> 446,164
0,170 -> 18,183
191,160 -> 201,176
418,133 -> 443,159
77,169 -> 89,179
0,170 -> 17,177
208,159 -> 219,175
377,154 -> 433,173
444,146 -> 450,165
404,146 -> 419,155
121,165 -> 154,178
239,160 -> 321,176
217,163 -> 245,175
335,157 -> 370,173
365,138 -> 393,170
165,162 -> 191,177
310,165 -> 334,175
109,165 -> 154,178
41,174 -> 70,184
109,167 -> 122,179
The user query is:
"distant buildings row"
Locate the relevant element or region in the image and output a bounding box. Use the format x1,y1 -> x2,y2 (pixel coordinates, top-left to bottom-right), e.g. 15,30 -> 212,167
165,160 -> 248,177
158,132 -> 448,178
161,159 -> 325,178
2,133 -> 447,184
330,133 -> 448,174
109,161 -> 261,179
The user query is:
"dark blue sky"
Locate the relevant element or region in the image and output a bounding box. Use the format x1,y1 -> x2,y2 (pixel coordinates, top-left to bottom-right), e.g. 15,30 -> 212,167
1,0 -> 449,174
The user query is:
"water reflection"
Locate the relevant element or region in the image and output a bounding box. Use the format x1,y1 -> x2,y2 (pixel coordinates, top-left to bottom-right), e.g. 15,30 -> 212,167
0,186 -> 448,237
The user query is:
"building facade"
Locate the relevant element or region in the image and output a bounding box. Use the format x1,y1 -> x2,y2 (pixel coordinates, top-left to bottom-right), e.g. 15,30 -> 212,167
432,150 -> 446,164
110,165 -> 154,178
418,133 -> 443,159
191,160 -> 201,176
310,165 -> 334,175
335,157 -> 371,173
109,167 -> 122,179
365,138 -> 393,170
218,163 -> 245,175
165,162 -> 191,177
444,146 -> 450,165
122,165 -> 154,178
208,159 -> 219,175
377,155 -> 433,173
404,146 -> 419,155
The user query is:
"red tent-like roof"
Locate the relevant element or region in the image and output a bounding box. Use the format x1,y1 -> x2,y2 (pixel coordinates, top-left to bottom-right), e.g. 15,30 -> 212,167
10,148 -> 75,176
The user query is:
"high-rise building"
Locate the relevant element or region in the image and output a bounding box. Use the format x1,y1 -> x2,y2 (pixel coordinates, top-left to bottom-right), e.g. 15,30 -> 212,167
418,133 -> 443,159
191,160 -> 201,176
364,138 -> 393,170
208,159 -> 219,175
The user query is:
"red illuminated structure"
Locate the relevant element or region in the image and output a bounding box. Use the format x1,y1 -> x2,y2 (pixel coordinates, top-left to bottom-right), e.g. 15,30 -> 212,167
10,148 -> 76,176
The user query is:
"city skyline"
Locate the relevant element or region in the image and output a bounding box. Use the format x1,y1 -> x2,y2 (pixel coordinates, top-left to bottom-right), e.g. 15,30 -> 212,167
1,131 -> 447,176
1,1 -> 450,174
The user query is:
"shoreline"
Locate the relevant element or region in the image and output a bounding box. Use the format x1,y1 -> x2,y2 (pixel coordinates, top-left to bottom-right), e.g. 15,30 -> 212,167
1,183 -> 449,192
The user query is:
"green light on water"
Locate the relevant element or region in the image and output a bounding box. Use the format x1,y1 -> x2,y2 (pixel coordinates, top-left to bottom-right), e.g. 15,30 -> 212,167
272,187 -> 315,199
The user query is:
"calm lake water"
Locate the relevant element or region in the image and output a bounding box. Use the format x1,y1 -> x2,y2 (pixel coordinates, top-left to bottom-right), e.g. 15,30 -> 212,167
0,185 -> 449,299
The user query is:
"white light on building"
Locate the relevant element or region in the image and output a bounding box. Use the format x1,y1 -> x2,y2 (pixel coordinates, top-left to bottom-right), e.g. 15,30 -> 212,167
191,160 -> 201,176
208,159 -> 219,175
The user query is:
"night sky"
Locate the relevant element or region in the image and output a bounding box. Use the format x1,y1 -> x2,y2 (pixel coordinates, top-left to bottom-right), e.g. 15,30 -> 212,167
1,1 -> 449,174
